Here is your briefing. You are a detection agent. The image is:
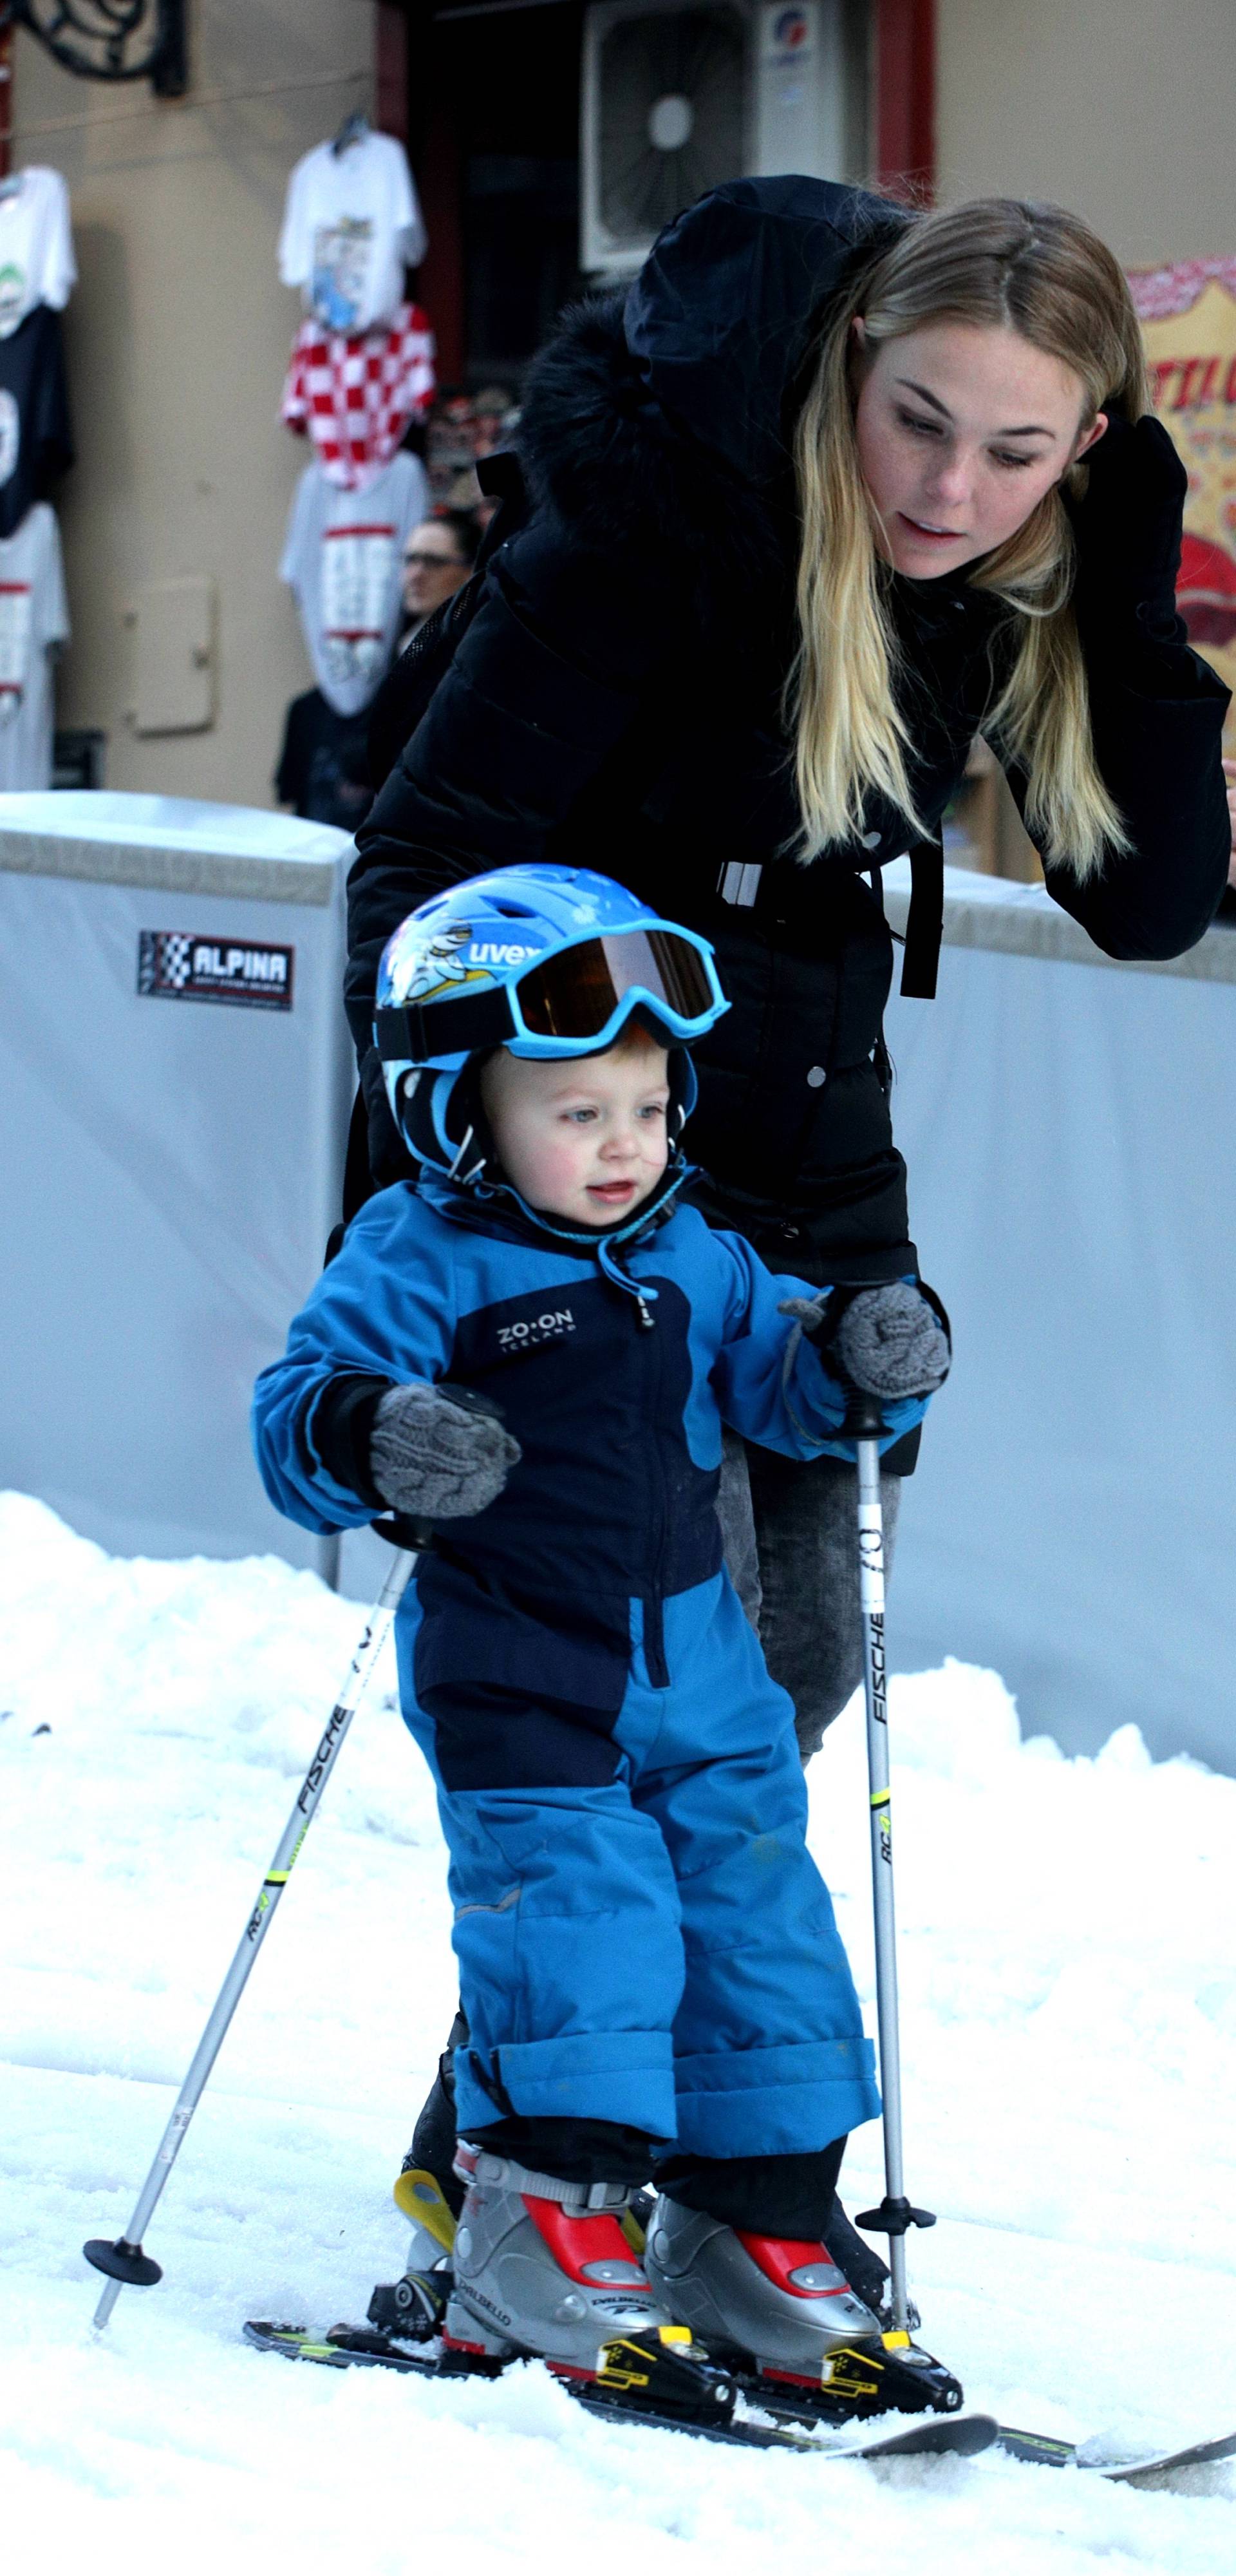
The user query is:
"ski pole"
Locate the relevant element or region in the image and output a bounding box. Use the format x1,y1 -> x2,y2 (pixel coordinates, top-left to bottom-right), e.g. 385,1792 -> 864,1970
848,1397 -> 935,2333
84,1536 -> 417,2333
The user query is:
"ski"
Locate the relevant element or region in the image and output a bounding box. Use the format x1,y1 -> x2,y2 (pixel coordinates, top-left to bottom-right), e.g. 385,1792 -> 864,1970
996,2423 -> 1236,2483
241,2320 -> 998,2461
241,2321 -> 1236,2483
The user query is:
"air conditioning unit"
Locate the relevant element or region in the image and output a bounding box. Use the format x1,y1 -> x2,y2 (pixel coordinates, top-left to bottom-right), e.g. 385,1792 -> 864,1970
581,0 -> 850,276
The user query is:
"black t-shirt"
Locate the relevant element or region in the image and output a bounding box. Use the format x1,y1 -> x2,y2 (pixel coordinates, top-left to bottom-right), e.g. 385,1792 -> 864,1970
276,687 -> 374,832
0,304 -> 73,541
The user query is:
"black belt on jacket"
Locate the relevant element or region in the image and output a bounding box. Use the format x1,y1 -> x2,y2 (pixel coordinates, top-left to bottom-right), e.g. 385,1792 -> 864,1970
716,837 -> 944,1001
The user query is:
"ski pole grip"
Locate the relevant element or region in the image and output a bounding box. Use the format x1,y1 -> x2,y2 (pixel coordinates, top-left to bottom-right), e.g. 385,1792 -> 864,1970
371,1512 -> 435,1553
845,1386 -> 884,1441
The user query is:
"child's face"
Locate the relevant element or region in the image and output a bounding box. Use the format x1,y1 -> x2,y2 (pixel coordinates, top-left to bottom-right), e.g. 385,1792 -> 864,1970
480,1032 -> 671,1227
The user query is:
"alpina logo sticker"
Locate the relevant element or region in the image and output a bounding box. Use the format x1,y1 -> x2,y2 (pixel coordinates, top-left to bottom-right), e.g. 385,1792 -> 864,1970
137,931 -> 294,1010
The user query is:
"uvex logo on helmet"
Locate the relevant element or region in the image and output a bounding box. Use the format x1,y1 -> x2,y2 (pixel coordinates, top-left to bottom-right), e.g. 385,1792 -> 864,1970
466,941 -> 539,970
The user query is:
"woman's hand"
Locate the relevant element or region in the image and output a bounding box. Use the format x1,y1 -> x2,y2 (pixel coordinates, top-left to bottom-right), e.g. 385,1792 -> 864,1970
1067,413 -> 1187,636
1223,759 -> 1236,889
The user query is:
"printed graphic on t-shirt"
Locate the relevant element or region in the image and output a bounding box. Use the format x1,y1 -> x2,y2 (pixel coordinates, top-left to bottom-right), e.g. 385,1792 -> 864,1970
0,307 -> 72,539
280,301 -> 436,492
0,388 -> 19,487
0,576 -> 32,721
0,265 -> 25,335
279,451 -> 424,717
0,167 -> 76,339
310,217 -> 375,334
0,499 -> 68,788
321,515 -> 397,687
279,131 -> 425,337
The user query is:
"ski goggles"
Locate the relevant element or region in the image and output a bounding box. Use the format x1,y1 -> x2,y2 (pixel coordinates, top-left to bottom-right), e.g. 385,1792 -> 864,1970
377,925 -> 729,1066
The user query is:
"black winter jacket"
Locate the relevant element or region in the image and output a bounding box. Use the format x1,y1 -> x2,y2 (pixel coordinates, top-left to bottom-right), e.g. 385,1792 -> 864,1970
348,177 -> 1231,1285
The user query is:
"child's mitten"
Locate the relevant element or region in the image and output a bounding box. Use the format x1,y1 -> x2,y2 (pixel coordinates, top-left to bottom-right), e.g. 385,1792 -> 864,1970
780,1280 -> 951,1402
370,1383 -> 521,1519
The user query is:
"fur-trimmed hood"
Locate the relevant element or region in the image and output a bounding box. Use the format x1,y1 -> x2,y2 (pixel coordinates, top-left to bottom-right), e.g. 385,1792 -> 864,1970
516,176 -> 908,561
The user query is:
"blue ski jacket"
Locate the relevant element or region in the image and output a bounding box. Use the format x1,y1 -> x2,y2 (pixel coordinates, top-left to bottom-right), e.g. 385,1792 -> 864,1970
252,1171 -> 926,1721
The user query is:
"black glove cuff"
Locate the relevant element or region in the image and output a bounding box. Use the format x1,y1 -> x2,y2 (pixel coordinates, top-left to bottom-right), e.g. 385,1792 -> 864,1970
303,1372 -> 396,1510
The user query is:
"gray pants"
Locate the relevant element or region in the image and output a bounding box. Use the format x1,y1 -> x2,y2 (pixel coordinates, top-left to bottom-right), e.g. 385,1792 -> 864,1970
718,1431 -> 901,1765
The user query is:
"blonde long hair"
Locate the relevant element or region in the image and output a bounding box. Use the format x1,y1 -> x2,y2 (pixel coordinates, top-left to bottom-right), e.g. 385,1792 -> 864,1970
791,198 -> 1150,878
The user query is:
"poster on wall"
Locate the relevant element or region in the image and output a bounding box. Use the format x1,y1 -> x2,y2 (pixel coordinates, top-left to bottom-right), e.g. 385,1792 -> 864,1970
1128,258 -> 1236,754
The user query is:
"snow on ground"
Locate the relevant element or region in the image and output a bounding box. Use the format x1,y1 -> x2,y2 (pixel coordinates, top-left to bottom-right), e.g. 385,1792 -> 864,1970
1,1488 -> 1233,2576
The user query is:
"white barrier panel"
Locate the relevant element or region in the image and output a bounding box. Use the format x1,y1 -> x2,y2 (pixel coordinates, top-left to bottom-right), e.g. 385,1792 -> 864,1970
883,861 -> 1236,1768
0,793 -> 355,1579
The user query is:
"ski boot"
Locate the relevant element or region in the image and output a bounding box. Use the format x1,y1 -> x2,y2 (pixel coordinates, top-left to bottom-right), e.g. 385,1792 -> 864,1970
370,2014 -> 469,2342
441,2144 -> 733,2419
623,2181 -> 909,2326
643,2196 -> 961,2425
368,2162 -> 457,2344
377,2014 -> 652,2333
821,2196 -> 919,2331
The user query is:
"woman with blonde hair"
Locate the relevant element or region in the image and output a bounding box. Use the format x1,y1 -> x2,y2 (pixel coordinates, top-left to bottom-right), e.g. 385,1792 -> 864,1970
346,178 -> 1231,2313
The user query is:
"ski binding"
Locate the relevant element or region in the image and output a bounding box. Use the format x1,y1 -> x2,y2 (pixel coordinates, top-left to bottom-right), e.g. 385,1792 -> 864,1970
242,2316 -> 997,2461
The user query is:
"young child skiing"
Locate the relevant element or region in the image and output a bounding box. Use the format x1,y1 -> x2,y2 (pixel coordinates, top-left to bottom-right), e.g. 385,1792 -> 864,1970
252,864 -> 951,2411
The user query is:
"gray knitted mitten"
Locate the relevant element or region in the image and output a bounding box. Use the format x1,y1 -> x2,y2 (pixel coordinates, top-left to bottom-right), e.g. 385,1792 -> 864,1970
369,1383 -> 521,1519
779,1282 -> 951,1401
836,1282 -> 951,1398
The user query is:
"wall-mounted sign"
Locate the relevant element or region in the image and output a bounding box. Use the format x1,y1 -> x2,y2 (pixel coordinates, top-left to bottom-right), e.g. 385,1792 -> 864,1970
137,931 -> 294,1010
1128,258 -> 1236,752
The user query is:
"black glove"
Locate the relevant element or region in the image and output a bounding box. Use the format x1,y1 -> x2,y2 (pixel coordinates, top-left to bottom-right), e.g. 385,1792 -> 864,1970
1066,412 -> 1187,643
309,1374 -> 521,1518
780,1280 -> 952,1403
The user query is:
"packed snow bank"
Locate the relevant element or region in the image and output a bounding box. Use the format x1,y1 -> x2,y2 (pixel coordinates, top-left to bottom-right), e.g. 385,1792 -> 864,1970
1,1492 -> 1233,2575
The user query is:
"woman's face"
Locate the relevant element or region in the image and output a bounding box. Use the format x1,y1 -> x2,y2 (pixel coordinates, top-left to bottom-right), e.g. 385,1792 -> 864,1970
852,319 -> 1108,580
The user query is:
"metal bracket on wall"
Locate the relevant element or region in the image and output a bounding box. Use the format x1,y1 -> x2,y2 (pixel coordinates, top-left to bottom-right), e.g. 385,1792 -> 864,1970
0,2 -> 187,97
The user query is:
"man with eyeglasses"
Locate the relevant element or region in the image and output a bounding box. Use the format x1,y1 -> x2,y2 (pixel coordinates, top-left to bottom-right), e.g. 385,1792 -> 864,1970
398,509 -> 481,645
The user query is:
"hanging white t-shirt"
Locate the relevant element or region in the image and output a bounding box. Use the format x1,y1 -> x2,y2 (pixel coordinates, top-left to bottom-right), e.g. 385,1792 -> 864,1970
0,168 -> 76,339
278,131 -> 427,336
0,500 -> 68,788
279,450 -> 428,717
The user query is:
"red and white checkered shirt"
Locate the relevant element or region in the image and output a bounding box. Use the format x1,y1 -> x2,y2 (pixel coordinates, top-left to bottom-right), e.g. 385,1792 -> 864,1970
281,301 -> 436,492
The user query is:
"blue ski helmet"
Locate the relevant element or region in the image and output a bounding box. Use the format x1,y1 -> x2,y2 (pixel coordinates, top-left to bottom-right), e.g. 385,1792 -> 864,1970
375,864 -> 729,1175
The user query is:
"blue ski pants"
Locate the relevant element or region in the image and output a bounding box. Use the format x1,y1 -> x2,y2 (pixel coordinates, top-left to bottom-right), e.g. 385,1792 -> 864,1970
397,1568 -> 881,2157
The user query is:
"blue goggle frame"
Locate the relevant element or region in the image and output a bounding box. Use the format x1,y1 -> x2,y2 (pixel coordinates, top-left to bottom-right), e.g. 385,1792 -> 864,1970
377,922 -> 729,1069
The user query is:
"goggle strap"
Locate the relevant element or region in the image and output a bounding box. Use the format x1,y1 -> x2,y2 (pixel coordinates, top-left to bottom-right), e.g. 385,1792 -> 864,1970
376,988 -> 514,1061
